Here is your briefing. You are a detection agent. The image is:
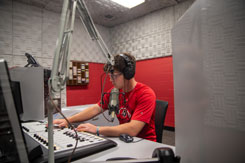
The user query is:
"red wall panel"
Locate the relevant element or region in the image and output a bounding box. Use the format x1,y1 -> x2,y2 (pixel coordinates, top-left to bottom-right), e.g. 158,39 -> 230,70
67,56 -> 175,127
66,63 -> 112,106
135,56 -> 175,127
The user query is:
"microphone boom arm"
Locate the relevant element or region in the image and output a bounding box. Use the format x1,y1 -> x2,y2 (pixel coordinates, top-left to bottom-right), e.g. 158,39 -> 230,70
48,0 -> 114,162
50,0 -> 114,98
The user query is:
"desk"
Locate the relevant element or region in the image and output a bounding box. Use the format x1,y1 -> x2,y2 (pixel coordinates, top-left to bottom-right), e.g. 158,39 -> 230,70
73,137 -> 175,162
54,105 -> 175,162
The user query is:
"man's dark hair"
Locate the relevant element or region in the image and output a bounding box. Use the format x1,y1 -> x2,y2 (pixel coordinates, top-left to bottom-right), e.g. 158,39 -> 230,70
104,53 -> 136,79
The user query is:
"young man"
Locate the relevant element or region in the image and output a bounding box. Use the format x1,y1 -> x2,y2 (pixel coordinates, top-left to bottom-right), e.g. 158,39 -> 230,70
53,53 -> 156,141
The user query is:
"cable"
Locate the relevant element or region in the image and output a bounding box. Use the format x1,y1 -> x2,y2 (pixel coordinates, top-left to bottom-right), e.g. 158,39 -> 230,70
100,71 -> 114,122
101,94 -> 113,122
49,91 -> 78,163
100,72 -> 106,93
132,138 -> 144,143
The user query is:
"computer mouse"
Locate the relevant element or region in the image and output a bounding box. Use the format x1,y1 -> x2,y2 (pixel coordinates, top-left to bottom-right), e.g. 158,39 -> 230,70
119,134 -> 134,143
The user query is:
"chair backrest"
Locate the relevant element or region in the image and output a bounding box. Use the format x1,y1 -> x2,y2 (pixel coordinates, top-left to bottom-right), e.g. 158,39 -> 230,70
155,100 -> 168,143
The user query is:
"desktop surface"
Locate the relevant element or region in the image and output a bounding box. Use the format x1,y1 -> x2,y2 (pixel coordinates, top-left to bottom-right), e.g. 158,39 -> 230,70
73,137 -> 175,162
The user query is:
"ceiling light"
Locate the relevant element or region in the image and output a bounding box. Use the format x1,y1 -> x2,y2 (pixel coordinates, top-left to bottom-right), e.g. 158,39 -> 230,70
110,0 -> 145,8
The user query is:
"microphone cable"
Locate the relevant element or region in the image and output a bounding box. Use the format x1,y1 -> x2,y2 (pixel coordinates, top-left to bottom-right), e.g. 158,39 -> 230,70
100,72 -> 106,94
48,88 -> 78,163
100,70 -> 114,122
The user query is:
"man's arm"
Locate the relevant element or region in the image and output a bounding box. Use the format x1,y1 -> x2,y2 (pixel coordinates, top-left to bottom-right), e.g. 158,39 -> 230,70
76,120 -> 145,137
53,104 -> 102,127
100,120 -> 145,136
67,104 -> 102,122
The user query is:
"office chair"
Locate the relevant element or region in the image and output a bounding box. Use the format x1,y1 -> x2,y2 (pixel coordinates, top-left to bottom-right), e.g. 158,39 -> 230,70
155,100 -> 168,143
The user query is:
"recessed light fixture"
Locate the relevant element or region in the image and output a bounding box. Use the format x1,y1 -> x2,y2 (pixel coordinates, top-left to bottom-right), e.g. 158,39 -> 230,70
110,0 -> 145,8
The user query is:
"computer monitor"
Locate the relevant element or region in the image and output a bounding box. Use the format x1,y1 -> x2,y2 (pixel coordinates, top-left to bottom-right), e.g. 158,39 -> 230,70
0,59 -> 29,162
10,67 -> 56,121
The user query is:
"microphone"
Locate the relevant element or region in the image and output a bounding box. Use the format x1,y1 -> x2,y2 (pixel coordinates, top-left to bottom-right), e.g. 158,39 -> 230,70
108,88 -> 119,122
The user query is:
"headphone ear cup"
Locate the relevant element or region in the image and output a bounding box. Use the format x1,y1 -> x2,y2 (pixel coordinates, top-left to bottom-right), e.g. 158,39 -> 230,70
123,62 -> 135,80
119,54 -> 135,80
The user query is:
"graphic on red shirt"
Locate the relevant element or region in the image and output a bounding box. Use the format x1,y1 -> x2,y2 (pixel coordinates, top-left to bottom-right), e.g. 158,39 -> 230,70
117,107 -> 131,123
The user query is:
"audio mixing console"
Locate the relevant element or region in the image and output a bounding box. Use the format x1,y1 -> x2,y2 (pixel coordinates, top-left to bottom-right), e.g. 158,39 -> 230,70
22,121 -> 117,162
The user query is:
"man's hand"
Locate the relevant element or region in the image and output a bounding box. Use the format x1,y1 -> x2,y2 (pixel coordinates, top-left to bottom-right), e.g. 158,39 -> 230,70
53,119 -> 68,128
76,123 -> 97,134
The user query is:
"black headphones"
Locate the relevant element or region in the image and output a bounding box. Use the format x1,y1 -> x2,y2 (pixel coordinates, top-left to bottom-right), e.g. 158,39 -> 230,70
119,54 -> 135,80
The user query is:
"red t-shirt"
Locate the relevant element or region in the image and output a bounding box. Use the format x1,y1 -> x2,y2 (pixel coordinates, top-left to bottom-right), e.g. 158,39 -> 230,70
98,82 -> 156,142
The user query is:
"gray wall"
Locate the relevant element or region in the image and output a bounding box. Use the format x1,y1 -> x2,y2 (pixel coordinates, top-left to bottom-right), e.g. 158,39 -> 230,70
110,0 -> 194,60
0,0 -> 193,67
0,0 -> 111,69
172,0 -> 245,162
0,0 -> 112,106
0,0 -> 193,107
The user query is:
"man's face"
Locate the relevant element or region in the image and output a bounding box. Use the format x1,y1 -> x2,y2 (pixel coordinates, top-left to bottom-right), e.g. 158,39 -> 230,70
109,70 -> 124,89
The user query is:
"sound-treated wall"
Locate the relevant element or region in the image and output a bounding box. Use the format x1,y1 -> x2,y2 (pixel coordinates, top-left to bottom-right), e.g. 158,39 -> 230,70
66,63 -> 112,106
67,56 -> 175,127
1,0 -> 192,127
135,56 -> 174,127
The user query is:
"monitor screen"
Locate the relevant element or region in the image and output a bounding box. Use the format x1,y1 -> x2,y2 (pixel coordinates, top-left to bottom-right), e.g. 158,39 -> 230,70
0,59 -> 29,162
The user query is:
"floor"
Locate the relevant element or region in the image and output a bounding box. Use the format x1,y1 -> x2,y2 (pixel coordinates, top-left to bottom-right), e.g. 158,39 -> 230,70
161,130 -> 175,146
